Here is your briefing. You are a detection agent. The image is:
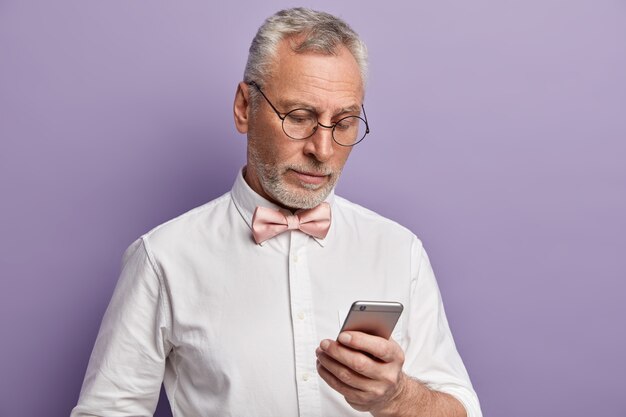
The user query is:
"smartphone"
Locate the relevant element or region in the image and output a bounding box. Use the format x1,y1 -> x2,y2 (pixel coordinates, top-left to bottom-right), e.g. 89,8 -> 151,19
339,301 -> 404,340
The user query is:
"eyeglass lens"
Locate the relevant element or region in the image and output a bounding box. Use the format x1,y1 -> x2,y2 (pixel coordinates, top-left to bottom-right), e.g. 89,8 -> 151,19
282,109 -> 367,146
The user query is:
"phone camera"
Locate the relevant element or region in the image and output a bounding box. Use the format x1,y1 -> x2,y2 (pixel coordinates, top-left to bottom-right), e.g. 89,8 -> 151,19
359,305 -> 366,311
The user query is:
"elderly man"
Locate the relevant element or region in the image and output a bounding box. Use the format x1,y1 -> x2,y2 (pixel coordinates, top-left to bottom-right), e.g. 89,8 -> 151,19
72,7 -> 481,417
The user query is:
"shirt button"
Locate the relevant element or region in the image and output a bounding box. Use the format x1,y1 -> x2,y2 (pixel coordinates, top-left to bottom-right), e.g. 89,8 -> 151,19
302,372 -> 310,382
293,255 -> 299,263
297,311 -> 305,320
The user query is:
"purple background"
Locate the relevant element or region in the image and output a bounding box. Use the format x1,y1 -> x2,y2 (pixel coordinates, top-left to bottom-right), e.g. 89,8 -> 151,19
1,1 -> 624,416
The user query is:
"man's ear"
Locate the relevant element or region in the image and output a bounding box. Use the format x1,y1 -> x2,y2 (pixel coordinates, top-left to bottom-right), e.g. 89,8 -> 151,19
233,81 -> 250,134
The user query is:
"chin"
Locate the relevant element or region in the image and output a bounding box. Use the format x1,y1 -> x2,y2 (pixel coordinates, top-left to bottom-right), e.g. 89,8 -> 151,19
272,188 -> 328,210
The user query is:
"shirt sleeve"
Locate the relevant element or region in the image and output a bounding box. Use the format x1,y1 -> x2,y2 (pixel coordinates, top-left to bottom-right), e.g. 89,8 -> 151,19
404,236 -> 483,417
71,237 -> 172,417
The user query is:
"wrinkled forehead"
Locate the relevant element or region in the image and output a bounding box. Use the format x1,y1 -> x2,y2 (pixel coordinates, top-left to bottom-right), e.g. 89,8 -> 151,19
267,39 -> 364,98
263,35 -> 364,89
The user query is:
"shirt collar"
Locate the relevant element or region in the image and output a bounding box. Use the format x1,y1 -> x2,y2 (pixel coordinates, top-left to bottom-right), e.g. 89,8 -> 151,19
231,167 -> 334,247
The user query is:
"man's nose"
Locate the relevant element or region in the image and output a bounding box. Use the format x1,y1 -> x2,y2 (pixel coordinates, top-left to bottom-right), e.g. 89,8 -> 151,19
303,124 -> 334,162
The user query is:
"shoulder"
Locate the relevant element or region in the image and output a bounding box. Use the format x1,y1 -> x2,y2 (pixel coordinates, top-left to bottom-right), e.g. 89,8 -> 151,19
333,195 -> 422,246
139,191 -> 233,250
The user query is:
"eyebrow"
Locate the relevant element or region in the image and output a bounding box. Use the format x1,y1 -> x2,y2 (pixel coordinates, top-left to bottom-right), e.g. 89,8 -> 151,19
278,99 -> 362,117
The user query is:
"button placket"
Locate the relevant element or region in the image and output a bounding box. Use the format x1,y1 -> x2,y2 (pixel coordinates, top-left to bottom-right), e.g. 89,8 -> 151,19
288,231 -> 322,417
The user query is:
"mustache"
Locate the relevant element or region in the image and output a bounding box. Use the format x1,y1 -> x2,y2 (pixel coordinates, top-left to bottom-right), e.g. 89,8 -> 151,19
284,163 -> 334,176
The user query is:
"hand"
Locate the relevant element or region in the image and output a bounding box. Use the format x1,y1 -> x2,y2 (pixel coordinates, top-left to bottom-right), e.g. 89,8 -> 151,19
316,331 -> 408,415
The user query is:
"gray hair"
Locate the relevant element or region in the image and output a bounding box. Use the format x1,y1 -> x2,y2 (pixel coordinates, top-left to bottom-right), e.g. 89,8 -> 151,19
244,8 -> 368,90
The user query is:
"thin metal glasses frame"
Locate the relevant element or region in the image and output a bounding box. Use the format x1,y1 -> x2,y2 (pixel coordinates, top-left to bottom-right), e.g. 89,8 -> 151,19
248,81 -> 370,147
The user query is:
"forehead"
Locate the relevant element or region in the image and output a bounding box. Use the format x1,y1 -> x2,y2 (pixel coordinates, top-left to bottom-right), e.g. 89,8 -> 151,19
267,39 -> 364,108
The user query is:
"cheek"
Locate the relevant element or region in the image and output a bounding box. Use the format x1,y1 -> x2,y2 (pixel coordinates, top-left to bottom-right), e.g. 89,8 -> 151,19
248,124 -> 280,159
253,128 -> 306,161
333,147 -> 352,168
249,131 -> 302,166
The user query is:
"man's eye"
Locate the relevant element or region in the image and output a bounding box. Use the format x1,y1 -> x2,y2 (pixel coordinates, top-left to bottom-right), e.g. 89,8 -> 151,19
335,118 -> 356,131
287,112 -> 314,124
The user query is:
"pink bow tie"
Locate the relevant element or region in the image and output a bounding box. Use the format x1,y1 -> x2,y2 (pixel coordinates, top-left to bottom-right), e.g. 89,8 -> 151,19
251,203 -> 331,244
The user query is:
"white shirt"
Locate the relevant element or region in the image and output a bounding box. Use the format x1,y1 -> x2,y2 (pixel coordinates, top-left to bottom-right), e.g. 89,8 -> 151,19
71,169 -> 482,417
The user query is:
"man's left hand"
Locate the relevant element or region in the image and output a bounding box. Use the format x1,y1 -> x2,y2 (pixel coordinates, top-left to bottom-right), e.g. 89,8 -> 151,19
316,331 -> 408,415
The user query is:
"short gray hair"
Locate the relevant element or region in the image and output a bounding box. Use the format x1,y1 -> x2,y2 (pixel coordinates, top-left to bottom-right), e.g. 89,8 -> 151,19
244,8 -> 368,89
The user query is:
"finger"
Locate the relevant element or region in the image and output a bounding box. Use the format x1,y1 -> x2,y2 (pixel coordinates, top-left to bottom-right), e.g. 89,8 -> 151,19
316,360 -> 372,408
319,339 -> 380,379
316,358 -> 362,395
337,331 -> 403,363
316,348 -> 375,391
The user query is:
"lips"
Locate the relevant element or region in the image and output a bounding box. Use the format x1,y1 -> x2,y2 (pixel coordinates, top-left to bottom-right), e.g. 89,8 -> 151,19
291,169 -> 329,185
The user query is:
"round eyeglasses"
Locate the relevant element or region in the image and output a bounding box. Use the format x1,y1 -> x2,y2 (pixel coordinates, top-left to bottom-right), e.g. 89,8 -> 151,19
248,81 -> 370,147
